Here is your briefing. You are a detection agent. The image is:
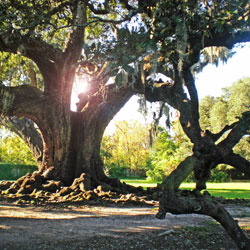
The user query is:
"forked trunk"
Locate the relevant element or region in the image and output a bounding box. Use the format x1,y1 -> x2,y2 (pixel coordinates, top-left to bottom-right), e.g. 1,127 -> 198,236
38,110 -> 110,187
35,86 -> 133,187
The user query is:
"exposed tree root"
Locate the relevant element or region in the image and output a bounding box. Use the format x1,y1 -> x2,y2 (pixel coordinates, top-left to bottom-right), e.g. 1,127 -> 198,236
0,171 -> 158,207
156,189 -> 250,250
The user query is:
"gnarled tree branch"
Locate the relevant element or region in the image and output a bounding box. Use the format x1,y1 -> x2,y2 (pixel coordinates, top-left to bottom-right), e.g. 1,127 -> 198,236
218,111 -> 250,152
204,122 -> 238,142
0,85 -> 45,124
157,190 -> 250,250
223,152 -> 250,178
205,31 -> 250,49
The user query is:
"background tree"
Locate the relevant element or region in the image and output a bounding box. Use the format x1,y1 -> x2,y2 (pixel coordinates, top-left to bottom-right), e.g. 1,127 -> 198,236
102,120 -> 150,177
146,128 -> 178,181
199,96 -> 215,132
209,97 -> 228,133
147,125 -> 192,181
0,133 -> 36,165
200,78 -> 250,155
226,78 -> 250,124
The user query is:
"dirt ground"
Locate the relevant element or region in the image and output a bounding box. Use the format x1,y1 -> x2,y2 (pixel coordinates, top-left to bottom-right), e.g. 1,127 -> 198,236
0,202 -> 249,250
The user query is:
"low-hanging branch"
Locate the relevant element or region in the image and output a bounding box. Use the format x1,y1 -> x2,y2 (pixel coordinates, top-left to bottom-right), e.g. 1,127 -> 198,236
0,85 -> 44,122
218,111 -> 250,151
156,190 -> 250,250
205,30 -> 250,49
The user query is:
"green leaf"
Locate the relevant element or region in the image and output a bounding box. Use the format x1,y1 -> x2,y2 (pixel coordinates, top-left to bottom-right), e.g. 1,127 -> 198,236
115,71 -> 124,86
123,65 -> 134,74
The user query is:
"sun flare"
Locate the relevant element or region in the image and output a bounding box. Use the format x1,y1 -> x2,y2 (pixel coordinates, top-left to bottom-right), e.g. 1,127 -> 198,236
71,75 -> 89,111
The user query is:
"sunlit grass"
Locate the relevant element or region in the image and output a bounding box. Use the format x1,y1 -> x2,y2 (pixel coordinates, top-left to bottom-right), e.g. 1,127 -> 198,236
180,183 -> 250,199
121,178 -> 159,188
121,179 -> 250,199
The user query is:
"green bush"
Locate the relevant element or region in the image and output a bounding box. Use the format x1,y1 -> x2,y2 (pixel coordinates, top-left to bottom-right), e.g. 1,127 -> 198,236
209,168 -> 230,183
104,163 -> 130,178
0,164 -> 37,180
0,134 -> 36,165
146,165 -> 166,182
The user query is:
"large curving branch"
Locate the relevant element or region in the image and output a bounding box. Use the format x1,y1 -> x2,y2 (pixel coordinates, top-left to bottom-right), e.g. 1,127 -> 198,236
21,37 -> 63,93
204,122 -> 238,142
160,156 -> 195,190
99,84 -> 134,124
63,1 -> 87,64
0,35 -> 61,63
22,36 -> 62,64
156,190 -> 250,250
0,85 -> 46,124
218,111 -> 250,153
223,153 -> 250,178
140,76 -> 202,143
205,30 -> 250,49
78,82 -> 134,116
0,35 -> 62,93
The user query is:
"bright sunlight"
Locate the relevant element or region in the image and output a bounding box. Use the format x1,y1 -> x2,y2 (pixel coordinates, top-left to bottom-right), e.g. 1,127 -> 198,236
71,74 -> 89,111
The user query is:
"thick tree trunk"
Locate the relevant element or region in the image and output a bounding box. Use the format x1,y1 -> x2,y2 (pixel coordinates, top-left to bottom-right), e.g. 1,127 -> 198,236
31,86 -> 134,187
34,114 -> 105,186
0,85 -> 134,195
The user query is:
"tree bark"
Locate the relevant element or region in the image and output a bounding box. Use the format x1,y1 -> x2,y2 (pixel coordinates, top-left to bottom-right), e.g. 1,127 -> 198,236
160,156 -> 195,190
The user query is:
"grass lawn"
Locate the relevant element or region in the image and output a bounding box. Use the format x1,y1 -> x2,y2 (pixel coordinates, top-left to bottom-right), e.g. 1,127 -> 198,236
121,179 -> 250,199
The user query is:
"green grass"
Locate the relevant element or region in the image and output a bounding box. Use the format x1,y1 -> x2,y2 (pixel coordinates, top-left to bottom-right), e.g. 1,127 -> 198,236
121,179 -> 250,199
181,183 -> 250,199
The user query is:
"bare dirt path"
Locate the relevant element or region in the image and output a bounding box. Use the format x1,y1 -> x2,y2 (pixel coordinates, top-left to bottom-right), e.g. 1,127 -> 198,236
0,202 -> 249,250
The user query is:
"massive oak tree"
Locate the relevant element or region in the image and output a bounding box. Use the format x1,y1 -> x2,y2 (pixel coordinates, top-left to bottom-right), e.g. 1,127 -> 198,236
1,1 -> 250,248
0,0 -> 140,187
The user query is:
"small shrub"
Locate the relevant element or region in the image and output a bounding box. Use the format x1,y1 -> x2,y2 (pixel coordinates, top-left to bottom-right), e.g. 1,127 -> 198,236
104,163 -> 129,178
146,165 -> 166,182
209,168 -> 230,183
